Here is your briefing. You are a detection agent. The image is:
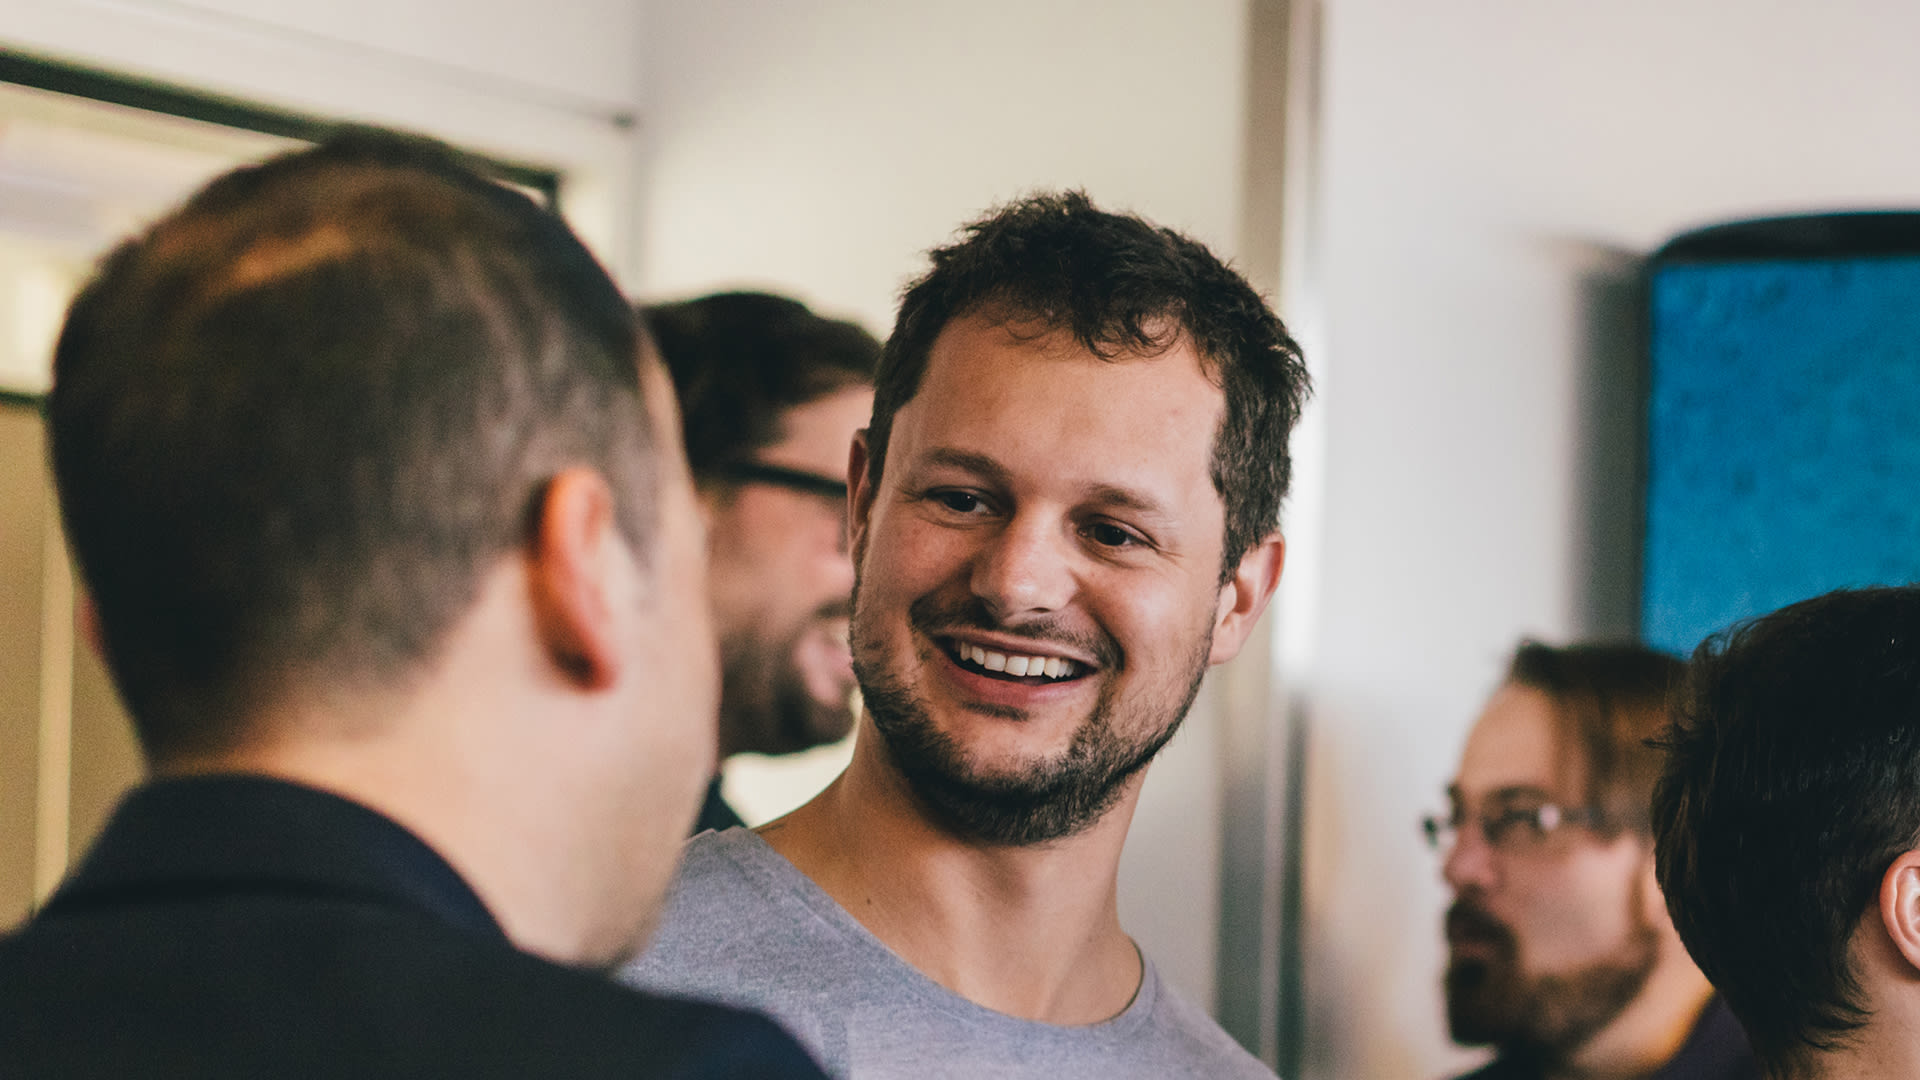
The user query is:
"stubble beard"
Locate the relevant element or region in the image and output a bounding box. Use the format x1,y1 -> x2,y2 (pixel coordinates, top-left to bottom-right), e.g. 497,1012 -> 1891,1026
1444,890 -> 1661,1065
717,602 -> 856,757
850,585 -> 1212,847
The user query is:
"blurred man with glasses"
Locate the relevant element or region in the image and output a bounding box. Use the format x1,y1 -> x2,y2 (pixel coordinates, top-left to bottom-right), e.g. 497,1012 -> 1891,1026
1427,642 -> 1756,1080
644,292 -> 879,832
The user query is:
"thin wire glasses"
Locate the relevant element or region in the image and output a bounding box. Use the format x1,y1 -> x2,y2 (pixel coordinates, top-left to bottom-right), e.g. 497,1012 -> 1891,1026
1420,802 -> 1607,856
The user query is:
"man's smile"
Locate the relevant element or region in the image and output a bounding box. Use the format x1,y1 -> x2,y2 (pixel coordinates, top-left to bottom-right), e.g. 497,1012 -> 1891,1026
938,634 -> 1093,684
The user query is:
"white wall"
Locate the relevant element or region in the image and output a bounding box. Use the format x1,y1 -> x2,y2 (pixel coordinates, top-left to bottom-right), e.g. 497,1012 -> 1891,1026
1300,2 -> 1920,1077
635,0 -> 1259,1014
634,0 -> 1250,330
3,0 -> 644,277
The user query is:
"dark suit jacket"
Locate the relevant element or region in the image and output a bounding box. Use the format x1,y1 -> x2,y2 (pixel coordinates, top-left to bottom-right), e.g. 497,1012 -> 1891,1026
694,775 -> 747,836
0,775 -> 826,1078
1452,995 -> 1757,1080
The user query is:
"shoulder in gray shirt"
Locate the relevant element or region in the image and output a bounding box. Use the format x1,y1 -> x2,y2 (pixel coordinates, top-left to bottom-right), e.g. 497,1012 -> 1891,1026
619,828 -> 1277,1080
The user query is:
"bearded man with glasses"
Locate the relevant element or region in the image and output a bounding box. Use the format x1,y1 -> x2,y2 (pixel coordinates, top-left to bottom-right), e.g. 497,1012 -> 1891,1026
1427,642 -> 1756,1080
643,292 -> 880,832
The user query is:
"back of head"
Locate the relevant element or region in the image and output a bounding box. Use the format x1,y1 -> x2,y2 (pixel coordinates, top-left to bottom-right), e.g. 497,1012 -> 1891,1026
1506,641 -> 1685,836
49,131 -> 656,764
1653,585 -> 1920,1077
868,190 -> 1310,578
643,291 -> 878,481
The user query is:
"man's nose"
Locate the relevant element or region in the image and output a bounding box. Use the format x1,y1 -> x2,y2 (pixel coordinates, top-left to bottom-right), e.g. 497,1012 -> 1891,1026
970,514 -> 1076,620
1441,821 -> 1499,893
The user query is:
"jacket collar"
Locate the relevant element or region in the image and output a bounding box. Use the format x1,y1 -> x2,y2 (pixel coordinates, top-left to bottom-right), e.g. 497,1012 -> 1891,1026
43,773 -> 504,942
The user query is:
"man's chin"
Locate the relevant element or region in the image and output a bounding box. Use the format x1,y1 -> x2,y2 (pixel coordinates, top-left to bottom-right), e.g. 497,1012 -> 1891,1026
764,692 -> 854,755
1444,961 -> 1523,1047
1446,1008 -> 1513,1048
803,701 -> 858,746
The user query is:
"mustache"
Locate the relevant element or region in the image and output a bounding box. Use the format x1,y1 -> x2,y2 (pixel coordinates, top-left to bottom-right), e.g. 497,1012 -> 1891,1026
905,593 -> 1122,670
1446,899 -> 1515,948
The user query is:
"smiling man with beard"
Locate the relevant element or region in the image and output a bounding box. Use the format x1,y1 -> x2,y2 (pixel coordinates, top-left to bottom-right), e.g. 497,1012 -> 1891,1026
644,292 -> 879,832
1430,643 -> 1756,1080
620,192 -> 1306,1078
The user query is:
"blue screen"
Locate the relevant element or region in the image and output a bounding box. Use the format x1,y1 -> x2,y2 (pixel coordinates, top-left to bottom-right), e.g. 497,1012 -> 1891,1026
1642,256 -> 1920,655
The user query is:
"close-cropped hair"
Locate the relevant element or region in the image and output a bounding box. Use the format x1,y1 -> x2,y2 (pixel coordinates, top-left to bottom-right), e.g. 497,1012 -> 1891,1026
643,291 -> 878,481
1652,586 -> 1920,1078
1505,640 -> 1684,836
48,130 -> 657,762
867,190 -> 1311,581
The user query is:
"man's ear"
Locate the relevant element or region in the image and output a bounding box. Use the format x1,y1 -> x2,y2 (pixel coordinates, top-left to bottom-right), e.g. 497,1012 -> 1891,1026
847,429 -> 875,567
527,467 -> 626,690
1207,532 -> 1287,666
1878,850 -> 1920,973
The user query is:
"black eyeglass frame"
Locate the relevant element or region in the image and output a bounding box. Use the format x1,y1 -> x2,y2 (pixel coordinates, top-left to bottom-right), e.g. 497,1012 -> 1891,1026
711,461 -> 850,501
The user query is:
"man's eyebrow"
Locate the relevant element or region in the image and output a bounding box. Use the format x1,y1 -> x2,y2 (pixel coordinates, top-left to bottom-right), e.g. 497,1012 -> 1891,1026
1446,784 -> 1557,805
911,446 -> 1175,519
1485,786 -> 1556,805
1081,482 -> 1170,518
915,447 -> 1011,486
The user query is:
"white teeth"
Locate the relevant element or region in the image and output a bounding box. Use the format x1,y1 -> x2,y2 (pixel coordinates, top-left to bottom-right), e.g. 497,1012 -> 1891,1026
956,643 -> 1080,680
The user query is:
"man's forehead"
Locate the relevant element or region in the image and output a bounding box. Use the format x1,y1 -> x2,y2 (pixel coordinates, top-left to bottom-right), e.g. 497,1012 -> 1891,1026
934,305 -> 1200,364
895,315 -> 1224,506
1453,683 -> 1587,801
911,313 -> 1222,421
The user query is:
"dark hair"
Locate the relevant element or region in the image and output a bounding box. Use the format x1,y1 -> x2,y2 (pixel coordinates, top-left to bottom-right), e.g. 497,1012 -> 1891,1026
1652,586 -> 1920,1077
868,191 -> 1310,579
644,291 -> 878,480
47,131 -> 657,761
1505,640 -> 1684,835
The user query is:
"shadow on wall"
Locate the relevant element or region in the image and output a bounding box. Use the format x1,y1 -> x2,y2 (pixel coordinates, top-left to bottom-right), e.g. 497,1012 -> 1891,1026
1569,246 -> 1647,642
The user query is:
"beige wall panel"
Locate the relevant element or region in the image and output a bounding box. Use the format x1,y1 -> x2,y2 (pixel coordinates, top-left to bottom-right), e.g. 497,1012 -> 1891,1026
67,593 -> 141,860
0,405 -> 46,928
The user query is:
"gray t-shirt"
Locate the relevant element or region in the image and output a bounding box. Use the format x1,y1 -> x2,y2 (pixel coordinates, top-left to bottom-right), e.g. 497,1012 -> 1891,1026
619,828 -> 1276,1080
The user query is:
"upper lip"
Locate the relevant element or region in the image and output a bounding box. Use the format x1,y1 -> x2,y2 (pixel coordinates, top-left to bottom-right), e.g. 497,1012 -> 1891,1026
936,631 -> 1099,670
1444,905 -> 1508,946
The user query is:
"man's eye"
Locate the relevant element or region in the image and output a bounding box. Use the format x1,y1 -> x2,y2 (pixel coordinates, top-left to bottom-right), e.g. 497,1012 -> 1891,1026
933,490 -> 982,513
1086,522 -> 1136,548
1490,808 -> 1545,837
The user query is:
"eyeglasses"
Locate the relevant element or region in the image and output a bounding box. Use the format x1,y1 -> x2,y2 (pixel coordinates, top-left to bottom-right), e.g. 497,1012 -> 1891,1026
1419,803 -> 1606,855
714,461 -> 849,501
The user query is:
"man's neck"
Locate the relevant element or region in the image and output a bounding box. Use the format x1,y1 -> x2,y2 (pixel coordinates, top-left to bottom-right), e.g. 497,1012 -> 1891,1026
1816,980 -> 1920,1080
760,731 -> 1145,1025
1546,953 -> 1716,1080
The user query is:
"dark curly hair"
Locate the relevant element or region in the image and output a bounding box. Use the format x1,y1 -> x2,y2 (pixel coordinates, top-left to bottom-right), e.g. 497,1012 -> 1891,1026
866,190 -> 1310,579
